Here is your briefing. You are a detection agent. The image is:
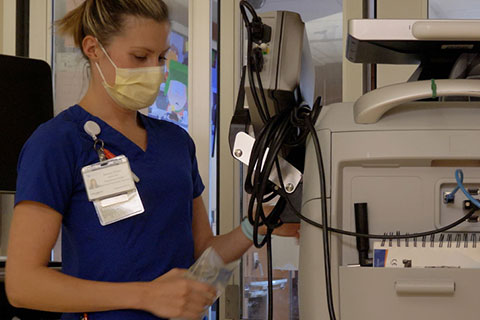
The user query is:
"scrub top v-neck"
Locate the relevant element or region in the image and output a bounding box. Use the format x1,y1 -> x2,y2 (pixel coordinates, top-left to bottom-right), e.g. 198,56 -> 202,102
88,106 -> 151,159
15,104 -> 205,320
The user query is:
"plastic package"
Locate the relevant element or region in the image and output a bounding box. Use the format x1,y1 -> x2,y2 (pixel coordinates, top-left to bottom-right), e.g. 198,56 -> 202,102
172,247 -> 238,320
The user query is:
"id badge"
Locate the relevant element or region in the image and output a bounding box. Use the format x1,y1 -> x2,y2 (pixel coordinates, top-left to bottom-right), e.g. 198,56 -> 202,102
81,155 -> 144,226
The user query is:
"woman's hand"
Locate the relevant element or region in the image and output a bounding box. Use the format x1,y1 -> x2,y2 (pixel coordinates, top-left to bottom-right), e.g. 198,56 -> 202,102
142,268 -> 217,319
272,223 -> 300,238
258,222 -> 300,239
260,205 -> 301,239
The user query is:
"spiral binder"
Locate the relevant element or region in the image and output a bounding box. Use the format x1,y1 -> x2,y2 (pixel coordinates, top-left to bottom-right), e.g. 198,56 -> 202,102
373,233 -> 480,268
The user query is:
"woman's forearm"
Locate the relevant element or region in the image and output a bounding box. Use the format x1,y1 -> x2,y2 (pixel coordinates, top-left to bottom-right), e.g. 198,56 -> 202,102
6,265 -> 147,313
206,222 -> 299,264
208,226 -> 253,264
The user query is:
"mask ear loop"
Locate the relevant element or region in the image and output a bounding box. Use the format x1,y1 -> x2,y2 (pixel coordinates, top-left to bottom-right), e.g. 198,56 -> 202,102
95,39 -> 117,86
94,62 -> 109,85
97,40 -> 117,68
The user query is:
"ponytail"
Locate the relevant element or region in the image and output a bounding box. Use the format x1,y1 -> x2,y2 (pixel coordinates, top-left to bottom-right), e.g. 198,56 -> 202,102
55,0 -> 169,58
56,1 -> 89,49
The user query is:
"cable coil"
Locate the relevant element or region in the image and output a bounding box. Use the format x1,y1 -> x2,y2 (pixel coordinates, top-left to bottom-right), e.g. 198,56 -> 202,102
238,2 -> 479,320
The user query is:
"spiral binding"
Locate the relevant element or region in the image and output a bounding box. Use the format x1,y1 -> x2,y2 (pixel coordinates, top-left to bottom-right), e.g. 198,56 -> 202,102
378,232 -> 480,248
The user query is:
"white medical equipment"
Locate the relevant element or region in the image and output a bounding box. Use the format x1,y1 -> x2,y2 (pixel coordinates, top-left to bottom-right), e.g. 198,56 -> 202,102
300,19 -> 480,320
232,5 -> 480,318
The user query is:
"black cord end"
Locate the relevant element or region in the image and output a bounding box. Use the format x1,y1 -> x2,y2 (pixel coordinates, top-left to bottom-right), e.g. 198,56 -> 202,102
251,18 -> 272,44
354,203 -> 372,267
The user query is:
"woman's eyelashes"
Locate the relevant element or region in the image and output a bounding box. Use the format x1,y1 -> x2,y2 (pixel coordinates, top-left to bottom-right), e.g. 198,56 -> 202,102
133,54 -> 166,65
134,55 -> 147,61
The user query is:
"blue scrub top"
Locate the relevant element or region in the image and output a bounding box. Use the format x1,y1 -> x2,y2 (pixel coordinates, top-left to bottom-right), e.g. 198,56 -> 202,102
15,105 -> 205,320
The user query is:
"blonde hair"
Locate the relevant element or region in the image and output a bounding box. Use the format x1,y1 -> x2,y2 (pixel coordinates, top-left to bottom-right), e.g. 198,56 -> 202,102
57,0 -> 169,55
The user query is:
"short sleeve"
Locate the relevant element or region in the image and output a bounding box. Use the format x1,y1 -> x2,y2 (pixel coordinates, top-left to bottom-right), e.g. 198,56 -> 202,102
15,125 -> 76,215
186,134 -> 205,199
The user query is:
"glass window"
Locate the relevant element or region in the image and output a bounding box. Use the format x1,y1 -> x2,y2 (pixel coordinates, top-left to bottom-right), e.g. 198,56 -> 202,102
209,3 -> 220,319
429,0 -> 480,19
210,0 -> 219,237
243,244 -> 299,320
147,0 -> 189,130
53,0 -> 89,115
305,11 -> 343,105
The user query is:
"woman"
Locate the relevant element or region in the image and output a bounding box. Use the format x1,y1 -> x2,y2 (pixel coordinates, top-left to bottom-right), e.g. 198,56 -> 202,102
5,1 -> 298,320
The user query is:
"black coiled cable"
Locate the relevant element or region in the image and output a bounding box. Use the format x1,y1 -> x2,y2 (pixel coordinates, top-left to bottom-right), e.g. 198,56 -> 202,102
244,93 -> 322,319
239,3 -> 479,320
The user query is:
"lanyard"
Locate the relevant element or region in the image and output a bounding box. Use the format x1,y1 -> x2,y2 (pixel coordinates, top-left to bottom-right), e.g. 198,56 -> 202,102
103,147 -> 140,183
84,120 -> 106,161
93,138 -> 107,162
84,121 -> 140,183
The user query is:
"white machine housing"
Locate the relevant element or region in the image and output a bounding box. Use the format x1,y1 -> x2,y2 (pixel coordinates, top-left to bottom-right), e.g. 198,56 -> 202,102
245,11 -> 304,132
299,98 -> 480,319
347,19 -> 480,65
299,19 -> 480,319
248,11 -> 304,92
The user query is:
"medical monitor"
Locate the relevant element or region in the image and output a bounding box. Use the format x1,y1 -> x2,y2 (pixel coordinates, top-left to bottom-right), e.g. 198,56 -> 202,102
347,19 -> 480,76
0,55 -> 53,193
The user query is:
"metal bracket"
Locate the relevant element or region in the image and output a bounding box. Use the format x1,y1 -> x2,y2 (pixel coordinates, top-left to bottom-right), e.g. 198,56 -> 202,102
232,132 -> 302,193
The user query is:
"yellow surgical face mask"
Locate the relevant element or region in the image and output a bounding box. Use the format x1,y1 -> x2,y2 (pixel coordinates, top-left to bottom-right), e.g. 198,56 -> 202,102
95,42 -> 164,111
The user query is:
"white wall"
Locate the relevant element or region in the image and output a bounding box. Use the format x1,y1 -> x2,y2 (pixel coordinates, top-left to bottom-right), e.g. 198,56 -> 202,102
0,0 -> 14,55
189,0 -> 212,206
0,0 -> 3,53
218,1 -> 242,318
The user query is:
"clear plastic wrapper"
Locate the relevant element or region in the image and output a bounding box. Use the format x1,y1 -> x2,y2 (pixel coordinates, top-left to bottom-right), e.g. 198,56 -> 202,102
173,247 -> 238,320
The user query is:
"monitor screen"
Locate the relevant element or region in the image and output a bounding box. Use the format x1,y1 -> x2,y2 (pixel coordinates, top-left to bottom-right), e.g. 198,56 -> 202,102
0,55 -> 54,193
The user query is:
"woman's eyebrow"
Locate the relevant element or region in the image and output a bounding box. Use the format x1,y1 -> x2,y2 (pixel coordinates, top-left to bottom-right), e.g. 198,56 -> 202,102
130,46 -> 171,55
131,46 -> 154,53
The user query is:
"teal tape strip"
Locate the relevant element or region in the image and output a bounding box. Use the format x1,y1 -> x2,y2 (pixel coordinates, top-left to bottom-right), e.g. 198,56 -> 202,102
241,217 -> 266,243
431,79 -> 437,99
